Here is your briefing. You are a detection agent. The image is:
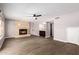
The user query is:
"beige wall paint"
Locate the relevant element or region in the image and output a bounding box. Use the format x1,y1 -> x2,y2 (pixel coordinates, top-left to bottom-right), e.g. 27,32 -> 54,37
5,20 -> 30,38
15,20 -> 30,37
15,21 -> 30,35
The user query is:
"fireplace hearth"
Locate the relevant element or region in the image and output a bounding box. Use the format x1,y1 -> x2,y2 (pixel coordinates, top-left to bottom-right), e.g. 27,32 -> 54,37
19,29 -> 27,35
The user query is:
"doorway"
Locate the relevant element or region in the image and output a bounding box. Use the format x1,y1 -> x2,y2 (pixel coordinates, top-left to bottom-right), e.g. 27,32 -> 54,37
50,23 -> 53,37
46,22 -> 53,38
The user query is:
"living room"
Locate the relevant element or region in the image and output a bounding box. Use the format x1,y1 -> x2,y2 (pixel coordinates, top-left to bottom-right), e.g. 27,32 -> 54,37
0,3 -> 79,55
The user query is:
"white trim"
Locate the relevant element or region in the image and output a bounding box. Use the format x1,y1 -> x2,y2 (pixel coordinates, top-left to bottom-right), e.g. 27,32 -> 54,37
45,36 -> 50,38
54,37 -> 68,43
54,37 -> 79,45
5,34 -> 31,39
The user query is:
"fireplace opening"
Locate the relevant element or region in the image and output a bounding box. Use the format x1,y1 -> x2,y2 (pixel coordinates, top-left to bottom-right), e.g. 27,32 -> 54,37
19,29 -> 27,35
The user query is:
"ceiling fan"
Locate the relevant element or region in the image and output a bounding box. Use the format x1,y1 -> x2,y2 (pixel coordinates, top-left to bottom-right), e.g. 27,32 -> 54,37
33,14 -> 42,20
26,14 -> 42,20
33,14 -> 42,17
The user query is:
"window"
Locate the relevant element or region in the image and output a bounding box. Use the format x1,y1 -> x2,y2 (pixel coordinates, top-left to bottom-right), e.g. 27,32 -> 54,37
0,17 -> 4,37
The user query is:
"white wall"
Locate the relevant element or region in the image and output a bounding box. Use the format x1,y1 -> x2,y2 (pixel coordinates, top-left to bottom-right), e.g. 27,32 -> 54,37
54,12 -> 79,44
5,20 -> 16,38
67,27 -> 79,44
39,22 -> 46,31
46,22 -> 50,38
30,21 -> 39,36
30,17 -> 54,37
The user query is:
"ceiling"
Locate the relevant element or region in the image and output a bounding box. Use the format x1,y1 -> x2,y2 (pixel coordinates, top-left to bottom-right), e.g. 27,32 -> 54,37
0,3 -> 79,21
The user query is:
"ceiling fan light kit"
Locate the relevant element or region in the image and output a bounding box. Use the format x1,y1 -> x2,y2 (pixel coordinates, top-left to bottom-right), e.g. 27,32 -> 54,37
35,17 -> 37,20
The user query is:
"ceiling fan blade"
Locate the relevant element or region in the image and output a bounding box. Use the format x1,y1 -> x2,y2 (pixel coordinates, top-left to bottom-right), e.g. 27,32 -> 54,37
25,14 -> 42,18
26,15 -> 33,17
37,15 -> 42,17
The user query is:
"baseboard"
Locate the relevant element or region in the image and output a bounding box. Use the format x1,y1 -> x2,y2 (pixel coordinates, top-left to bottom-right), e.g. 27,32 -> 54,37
54,37 -> 68,43
54,38 -> 79,45
45,36 -> 50,38
5,34 -> 31,39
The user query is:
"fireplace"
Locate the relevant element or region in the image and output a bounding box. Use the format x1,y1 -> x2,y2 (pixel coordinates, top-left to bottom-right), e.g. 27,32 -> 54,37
19,29 -> 27,35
